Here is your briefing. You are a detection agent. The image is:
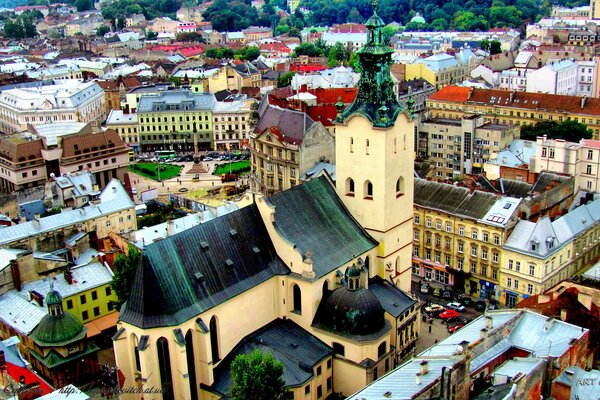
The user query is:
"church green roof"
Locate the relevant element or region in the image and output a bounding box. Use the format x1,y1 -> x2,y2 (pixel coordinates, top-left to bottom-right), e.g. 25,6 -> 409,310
31,312 -> 86,347
339,3 -> 408,127
45,290 -> 62,306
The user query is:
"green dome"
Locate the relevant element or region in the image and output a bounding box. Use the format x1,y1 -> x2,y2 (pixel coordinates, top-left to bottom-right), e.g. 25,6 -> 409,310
32,312 -> 86,347
45,290 -> 63,305
347,264 -> 362,277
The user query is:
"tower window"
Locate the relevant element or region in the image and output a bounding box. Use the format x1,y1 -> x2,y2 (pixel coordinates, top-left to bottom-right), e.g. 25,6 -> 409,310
364,180 -> 373,199
396,177 -> 404,197
366,139 -> 370,155
292,284 -> 302,314
346,178 -> 355,196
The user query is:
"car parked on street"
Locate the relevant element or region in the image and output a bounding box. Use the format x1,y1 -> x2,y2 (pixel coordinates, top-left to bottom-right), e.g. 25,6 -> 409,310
442,290 -> 453,299
446,302 -> 466,312
432,287 -> 442,297
439,309 -> 459,320
474,301 -> 487,312
420,283 -> 430,294
424,304 -> 445,314
459,297 -> 473,307
448,322 -> 466,333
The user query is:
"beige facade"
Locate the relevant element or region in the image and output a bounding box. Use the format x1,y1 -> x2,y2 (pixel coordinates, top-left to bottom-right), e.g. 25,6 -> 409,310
213,98 -> 256,150
533,136 -> 600,192
251,121 -> 334,194
418,115 -> 519,178
334,114 -> 415,292
500,197 -> 600,307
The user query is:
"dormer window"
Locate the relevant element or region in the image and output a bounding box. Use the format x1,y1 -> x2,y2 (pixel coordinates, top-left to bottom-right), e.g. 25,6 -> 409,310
531,240 -> 539,251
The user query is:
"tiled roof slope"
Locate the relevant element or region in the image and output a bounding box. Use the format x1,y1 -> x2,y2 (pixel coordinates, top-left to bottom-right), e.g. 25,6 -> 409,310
431,85 -> 600,115
267,175 -> 378,278
120,204 -> 289,329
254,105 -> 315,145
211,319 -> 332,396
414,179 -> 499,220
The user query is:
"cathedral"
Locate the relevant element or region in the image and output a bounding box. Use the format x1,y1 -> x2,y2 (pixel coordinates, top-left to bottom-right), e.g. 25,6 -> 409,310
113,4 -> 419,399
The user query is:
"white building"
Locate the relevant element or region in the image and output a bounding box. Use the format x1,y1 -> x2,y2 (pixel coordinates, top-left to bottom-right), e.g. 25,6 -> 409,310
526,59 -> 577,95
576,60 -> 598,97
321,31 -> 366,52
0,79 -> 105,134
212,96 -> 256,150
498,68 -> 529,91
290,66 -> 359,90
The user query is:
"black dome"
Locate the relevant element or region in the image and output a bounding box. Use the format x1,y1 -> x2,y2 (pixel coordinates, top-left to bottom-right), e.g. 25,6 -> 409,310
315,287 -> 385,335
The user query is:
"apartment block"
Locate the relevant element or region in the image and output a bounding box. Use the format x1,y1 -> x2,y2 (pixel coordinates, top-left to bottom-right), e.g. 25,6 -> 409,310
501,196 -> 600,307
428,86 -> 600,138
418,115 -> 519,178
136,90 -> 215,152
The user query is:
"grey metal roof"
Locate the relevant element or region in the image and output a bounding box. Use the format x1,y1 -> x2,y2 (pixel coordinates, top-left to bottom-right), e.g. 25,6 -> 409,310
211,319 -> 332,396
254,104 -> 315,146
368,276 -> 417,318
19,262 -> 113,301
119,204 -> 289,329
492,358 -> 543,379
0,248 -> 27,272
0,180 -> 133,246
505,196 -> 600,258
267,175 -> 378,278
0,291 -> 47,335
553,366 -> 600,400
415,179 -> 505,222
137,90 -> 215,113
531,172 -> 570,194
349,310 -> 589,399
347,358 -> 456,400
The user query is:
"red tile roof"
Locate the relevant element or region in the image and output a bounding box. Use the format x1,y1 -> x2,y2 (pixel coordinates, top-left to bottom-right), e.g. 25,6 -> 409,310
258,42 -> 291,54
179,46 -> 204,58
5,362 -> 53,396
428,86 -> 471,103
430,85 -> 600,116
582,139 -> 600,149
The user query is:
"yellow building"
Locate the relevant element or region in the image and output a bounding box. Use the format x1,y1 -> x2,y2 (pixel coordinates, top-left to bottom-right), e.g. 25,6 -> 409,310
250,105 -> 335,194
113,9 -> 421,399
136,90 -> 214,152
404,50 -> 479,90
413,179 -> 522,298
105,109 -> 139,151
213,96 -> 256,150
205,64 -> 261,93
19,262 -> 118,325
428,86 -> 600,138
500,196 -> 600,307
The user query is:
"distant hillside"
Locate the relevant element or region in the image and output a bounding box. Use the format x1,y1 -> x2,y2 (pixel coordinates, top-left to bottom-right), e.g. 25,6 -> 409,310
0,0 -> 27,9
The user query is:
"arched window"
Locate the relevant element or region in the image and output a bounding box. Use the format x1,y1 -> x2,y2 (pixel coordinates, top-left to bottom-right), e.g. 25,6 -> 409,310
293,284 -> 302,314
185,330 -> 198,400
364,180 -> 373,199
396,177 -> 404,197
322,280 -> 329,297
131,334 -> 141,373
364,256 -> 370,272
378,342 -> 387,358
157,337 -> 174,400
332,342 -> 345,356
210,316 -> 220,362
346,177 -> 355,196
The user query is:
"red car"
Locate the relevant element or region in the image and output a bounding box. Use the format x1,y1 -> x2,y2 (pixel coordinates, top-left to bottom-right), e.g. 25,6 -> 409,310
448,322 -> 466,333
439,309 -> 459,320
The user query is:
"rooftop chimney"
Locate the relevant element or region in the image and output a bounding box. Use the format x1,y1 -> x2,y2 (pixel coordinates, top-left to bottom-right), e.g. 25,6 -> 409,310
10,260 -> 20,292
419,360 -> 429,375
166,219 -> 175,236
415,372 -> 421,385
560,309 -> 568,321
484,315 -> 493,330
544,317 -> 555,332
581,96 -> 587,109
64,269 -> 73,285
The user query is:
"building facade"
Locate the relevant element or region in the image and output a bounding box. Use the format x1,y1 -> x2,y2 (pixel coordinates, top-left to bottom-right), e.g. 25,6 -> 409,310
418,115 -> 519,178
212,97 -> 256,150
0,80 -> 105,134
427,86 -> 600,138
501,196 -> 600,307
413,180 -> 521,299
136,90 -> 215,152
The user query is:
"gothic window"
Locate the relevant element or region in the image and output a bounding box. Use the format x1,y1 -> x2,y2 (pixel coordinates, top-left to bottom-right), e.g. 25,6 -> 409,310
210,316 -> 220,362
346,178 -> 355,196
293,284 -> 302,314
396,177 -> 404,196
364,180 -> 373,199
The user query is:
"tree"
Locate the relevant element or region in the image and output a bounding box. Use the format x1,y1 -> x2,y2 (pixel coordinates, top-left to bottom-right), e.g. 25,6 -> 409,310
176,31 -> 206,42
235,46 -> 260,61
96,25 -> 110,36
146,29 -> 158,40
480,38 -> 490,52
489,40 -> 502,55
75,0 -> 93,12
277,71 -> 295,88
520,120 -> 592,142
292,42 -> 324,57
110,244 -> 142,308
230,349 -> 288,400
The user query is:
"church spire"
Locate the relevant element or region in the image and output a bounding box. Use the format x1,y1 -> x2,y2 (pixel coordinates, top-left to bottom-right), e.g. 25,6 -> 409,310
339,1 -> 403,128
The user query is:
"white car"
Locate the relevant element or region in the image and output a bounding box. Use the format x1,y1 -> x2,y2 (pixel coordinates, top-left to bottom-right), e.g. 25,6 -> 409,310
446,302 -> 466,312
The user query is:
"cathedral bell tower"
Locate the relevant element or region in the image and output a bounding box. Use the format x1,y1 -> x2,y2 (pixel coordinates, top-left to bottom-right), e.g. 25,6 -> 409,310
335,1 -> 415,292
